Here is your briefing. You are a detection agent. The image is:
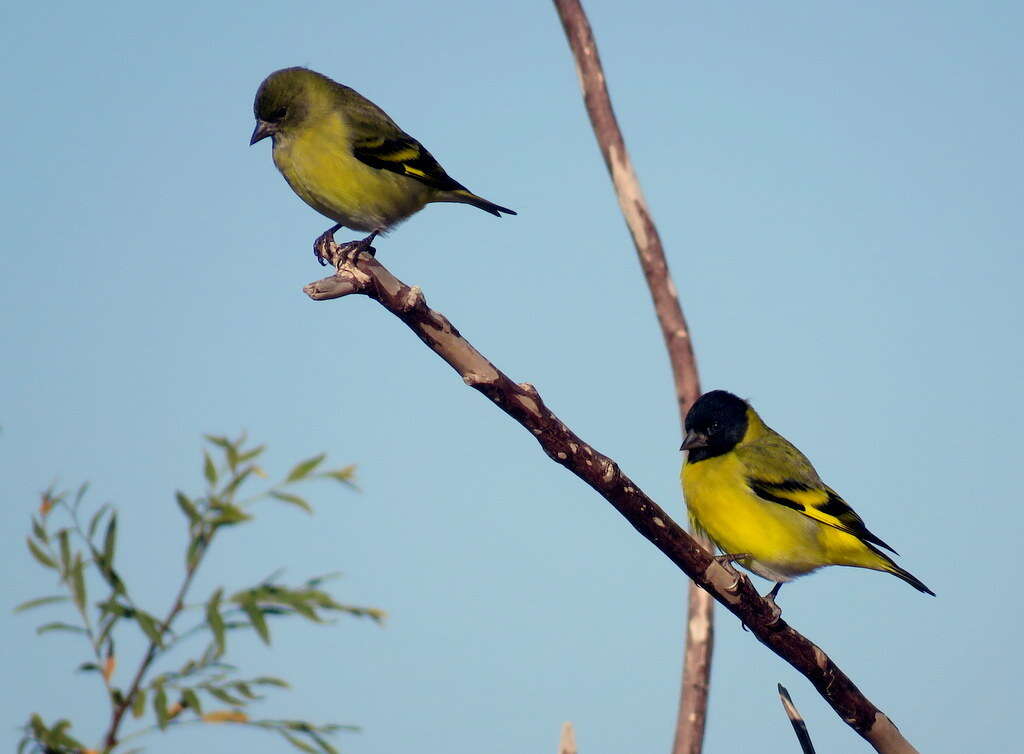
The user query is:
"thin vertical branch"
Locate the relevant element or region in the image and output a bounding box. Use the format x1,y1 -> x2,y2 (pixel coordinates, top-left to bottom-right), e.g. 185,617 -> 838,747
550,2 -> 713,752
558,722 -> 578,754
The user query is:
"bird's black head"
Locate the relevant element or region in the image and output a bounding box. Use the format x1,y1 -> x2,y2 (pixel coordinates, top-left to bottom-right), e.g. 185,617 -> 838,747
681,390 -> 749,463
250,67 -> 321,145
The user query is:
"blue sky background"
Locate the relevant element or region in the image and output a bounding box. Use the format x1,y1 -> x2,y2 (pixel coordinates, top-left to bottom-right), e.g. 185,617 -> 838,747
2,1 -> 1021,752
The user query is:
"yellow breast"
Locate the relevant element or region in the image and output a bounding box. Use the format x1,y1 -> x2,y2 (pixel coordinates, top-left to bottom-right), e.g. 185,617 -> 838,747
681,452 -> 829,580
681,452 -> 894,581
272,113 -> 431,232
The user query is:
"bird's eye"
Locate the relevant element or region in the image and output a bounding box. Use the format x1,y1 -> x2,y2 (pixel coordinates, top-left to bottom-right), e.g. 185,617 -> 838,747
268,107 -> 287,121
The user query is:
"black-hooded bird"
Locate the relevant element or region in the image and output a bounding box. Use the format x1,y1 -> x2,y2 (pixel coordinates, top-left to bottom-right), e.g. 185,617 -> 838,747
680,390 -> 933,603
250,67 -> 515,265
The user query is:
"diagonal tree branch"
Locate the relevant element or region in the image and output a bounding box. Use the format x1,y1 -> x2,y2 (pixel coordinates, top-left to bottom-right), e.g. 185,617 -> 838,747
303,252 -> 919,754
549,3 -> 713,751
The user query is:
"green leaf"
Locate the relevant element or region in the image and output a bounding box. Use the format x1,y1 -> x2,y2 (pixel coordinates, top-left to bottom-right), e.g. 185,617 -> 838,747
103,514 -> 118,565
310,731 -> 339,754
36,622 -> 86,636
132,688 -> 147,719
136,611 -> 165,648
206,589 -> 226,655
77,662 -> 101,673
97,614 -> 118,647
31,516 -> 48,544
237,445 -> 266,463
70,554 -> 87,611
176,491 -> 201,524
203,451 -> 218,487
222,467 -> 254,498
73,482 -> 91,510
205,434 -> 231,449
186,533 -> 207,569
269,490 -> 312,514
153,681 -> 169,730
233,681 -> 257,699
204,685 -> 245,705
226,442 -> 239,472
13,595 -> 69,613
29,713 -> 47,738
97,598 -> 133,618
47,719 -> 83,750
209,502 -> 251,526
26,538 -> 56,569
181,688 -> 203,716
280,730 -> 318,753
325,465 -> 357,484
57,529 -> 71,575
286,453 -> 326,483
253,676 -> 289,688
241,600 -> 270,644
87,503 -> 110,540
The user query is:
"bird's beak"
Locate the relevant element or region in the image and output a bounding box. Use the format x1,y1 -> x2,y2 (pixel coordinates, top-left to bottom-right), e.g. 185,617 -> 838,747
249,120 -> 273,145
680,430 -> 708,452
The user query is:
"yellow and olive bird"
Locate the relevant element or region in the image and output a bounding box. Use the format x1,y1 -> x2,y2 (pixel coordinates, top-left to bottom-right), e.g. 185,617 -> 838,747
681,390 -> 933,603
250,67 -> 515,265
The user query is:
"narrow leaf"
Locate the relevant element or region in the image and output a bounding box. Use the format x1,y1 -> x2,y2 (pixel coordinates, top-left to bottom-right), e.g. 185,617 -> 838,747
31,516 -> 48,544
186,534 -> 206,569
206,589 -> 226,654
26,538 -> 56,569
209,502 -> 250,526
13,595 -> 69,613
325,465 -> 357,484
37,622 -> 86,635
153,682 -> 169,730
103,515 -> 118,565
280,731 -> 318,753
132,688 -> 147,719
57,530 -> 71,574
269,490 -> 312,514
203,451 -> 217,486
70,554 -> 87,611
87,504 -> 110,540
286,453 -> 326,483
237,445 -> 266,463
136,611 -> 165,648
176,492 -> 201,524
253,676 -> 289,688
181,688 -> 203,716
222,467 -> 254,497
205,686 -> 245,705
241,600 -> 271,644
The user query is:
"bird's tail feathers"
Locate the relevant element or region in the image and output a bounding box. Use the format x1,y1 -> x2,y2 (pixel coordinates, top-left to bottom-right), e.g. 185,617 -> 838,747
870,544 -> 935,595
449,189 -> 517,217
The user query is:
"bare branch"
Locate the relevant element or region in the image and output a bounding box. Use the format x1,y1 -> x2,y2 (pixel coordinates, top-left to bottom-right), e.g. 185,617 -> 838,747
549,2 -> 713,750
304,253 -> 920,754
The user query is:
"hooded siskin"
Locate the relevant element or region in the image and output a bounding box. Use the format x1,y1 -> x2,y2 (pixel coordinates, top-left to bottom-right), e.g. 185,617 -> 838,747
681,390 -> 933,597
250,67 -> 514,250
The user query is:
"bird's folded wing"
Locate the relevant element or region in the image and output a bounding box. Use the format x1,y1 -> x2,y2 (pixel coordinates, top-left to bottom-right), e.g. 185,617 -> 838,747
351,132 -> 467,193
746,477 -> 898,554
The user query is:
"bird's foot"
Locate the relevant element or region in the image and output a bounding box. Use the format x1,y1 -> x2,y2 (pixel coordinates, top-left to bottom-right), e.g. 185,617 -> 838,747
313,223 -> 343,267
331,230 -> 380,270
713,552 -> 750,580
